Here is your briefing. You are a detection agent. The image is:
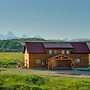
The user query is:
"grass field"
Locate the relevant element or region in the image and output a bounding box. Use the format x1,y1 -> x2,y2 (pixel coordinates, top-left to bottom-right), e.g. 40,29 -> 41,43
0,52 -> 24,62
0,53 -> 90,90
0,73 -> 90,90
0,52 -> 24,68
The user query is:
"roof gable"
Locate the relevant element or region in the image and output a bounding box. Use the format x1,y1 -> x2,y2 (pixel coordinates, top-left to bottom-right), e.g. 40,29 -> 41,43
23,42 -> 45,53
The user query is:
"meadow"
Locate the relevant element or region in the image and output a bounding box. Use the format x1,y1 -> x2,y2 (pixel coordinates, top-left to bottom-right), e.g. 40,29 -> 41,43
0,52 -> 90,90
0,73 -> 90,90
0,52 -> 24,68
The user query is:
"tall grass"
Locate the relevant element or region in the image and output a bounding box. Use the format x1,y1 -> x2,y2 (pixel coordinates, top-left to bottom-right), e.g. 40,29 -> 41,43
0,74 -> 90,90
0,52 -> 24,68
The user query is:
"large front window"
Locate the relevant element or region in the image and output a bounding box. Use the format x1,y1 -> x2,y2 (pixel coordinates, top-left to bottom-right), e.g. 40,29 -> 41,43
36,59 -> 41,64
75,58 -> 80,63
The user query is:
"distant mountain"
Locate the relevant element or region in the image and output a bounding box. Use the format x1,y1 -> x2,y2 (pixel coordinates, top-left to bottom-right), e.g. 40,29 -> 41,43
5,31 -> 18,40
0,33 -> 5,40
0,31 -> 45,40
70,38 -> 90,42
1,31 -> 90,42
21,34 -> 28,38
33,35 -> 43,39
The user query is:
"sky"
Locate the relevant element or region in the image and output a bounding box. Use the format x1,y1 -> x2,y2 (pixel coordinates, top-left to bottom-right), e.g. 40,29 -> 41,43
0,0 -> 90,40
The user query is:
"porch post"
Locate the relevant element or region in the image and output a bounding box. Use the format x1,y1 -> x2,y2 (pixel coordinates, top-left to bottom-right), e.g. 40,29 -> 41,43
71,60 -> 75,69
48,59 -> 50,70
51,60 -> 54,70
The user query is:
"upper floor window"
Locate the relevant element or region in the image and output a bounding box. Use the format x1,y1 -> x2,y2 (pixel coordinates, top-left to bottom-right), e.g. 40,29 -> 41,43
61,50 -> 65,54
61,50 -> 71,54
66,50 -> 70,54
54,50 -> 57,54
48,50 -> 57,54
49,50 -> 53,54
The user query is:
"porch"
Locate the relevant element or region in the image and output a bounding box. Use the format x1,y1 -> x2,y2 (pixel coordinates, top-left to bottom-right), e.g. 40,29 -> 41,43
46,54 -> 75,70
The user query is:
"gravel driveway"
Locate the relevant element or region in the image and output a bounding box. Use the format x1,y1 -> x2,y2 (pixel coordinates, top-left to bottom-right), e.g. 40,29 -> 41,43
1,68 -> 90,78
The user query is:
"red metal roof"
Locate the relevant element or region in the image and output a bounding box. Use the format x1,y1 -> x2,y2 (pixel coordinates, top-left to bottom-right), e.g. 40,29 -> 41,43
23,42 -> 90,54
70,42 -> 90,54
43,42 -> 73,48
23,42 -> 45,53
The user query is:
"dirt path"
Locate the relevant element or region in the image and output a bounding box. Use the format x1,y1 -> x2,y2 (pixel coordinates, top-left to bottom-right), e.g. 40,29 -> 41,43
1,68 -> 90,78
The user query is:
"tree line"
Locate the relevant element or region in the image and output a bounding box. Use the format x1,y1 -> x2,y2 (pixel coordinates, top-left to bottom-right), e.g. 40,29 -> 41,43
0,40 -> 23,52
0,38 -> 90,52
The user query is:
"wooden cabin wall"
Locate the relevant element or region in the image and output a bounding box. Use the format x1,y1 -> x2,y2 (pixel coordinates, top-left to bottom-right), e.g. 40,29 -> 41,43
67,54 -> 89,68
29,54 -> 46,68
24,48 -> 30,68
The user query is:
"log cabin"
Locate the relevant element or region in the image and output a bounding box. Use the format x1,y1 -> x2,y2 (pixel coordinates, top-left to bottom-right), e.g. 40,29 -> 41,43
23,42 -> 90,70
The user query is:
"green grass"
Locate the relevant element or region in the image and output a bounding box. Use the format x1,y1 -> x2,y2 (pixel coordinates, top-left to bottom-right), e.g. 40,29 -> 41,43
0,52 -> 90,90
0,52 -> 24,68
0,52 -> 23,62
0,73 -> 90,90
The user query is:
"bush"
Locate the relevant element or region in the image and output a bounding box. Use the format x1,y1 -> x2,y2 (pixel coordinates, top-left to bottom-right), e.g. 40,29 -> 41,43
0,62 -> 16,68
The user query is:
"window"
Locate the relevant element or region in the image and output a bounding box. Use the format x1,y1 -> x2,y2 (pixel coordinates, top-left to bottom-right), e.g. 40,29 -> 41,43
61,50 -> 65,54
66,50 -> 70,54
54,50 -> 57,54
48,50 -> 57,54
49,50 -> 53,54
75,58 -> 80,63
36,59 -> 41,64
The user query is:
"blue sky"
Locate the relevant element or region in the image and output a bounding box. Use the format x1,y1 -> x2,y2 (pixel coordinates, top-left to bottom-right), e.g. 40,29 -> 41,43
0,0 -> 90,40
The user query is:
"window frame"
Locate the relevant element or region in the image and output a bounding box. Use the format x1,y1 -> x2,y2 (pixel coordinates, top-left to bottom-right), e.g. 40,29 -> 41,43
54,50 -> 57,54
36,59 -> 41,64
66,50 -> 70,54
75,57 -> 81,63
61,50 -> 65,54
48,50 -> 53,54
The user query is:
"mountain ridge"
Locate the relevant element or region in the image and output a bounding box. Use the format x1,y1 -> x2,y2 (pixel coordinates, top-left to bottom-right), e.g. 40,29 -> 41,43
0,31 -> 90,42
0,31 -> 29,40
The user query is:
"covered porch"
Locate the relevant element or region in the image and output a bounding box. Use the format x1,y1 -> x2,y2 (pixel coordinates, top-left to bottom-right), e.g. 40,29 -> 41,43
46,54 -> 75,70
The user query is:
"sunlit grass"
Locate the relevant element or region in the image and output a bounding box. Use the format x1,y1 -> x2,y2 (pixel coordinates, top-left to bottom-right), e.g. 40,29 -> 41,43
0,73 -> 90,90
0,52 -> 24,68
0,52 -> 24,62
